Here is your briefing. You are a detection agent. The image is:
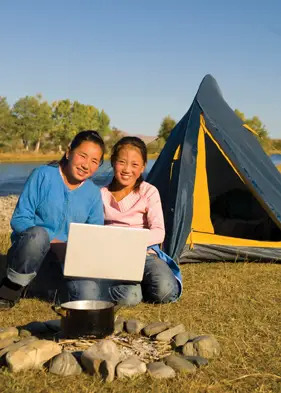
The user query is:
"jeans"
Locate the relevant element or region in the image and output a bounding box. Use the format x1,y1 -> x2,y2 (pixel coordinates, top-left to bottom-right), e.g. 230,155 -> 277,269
6,226 -> 100,302
88,254 -> 180,306
7,227 -> 179,305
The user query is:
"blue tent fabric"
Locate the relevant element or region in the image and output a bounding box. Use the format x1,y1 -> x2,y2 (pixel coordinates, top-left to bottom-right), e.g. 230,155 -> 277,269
147,104 -> 200,259
147,75 -> 281,261
197,76 -> 281,224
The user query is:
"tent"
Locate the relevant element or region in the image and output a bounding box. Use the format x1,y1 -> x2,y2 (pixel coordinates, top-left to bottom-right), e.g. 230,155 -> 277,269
147,75 -> 281,263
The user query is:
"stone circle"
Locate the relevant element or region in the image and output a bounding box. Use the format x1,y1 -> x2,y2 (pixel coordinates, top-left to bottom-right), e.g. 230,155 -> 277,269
0,317 -> 221,381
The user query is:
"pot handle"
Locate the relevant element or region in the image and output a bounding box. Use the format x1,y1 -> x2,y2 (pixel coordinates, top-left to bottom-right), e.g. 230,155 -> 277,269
51,305 -> 67,317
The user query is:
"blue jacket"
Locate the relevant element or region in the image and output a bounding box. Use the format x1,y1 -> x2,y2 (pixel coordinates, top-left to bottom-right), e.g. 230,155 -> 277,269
11,165 -> 104,242
149,245 -> 183,300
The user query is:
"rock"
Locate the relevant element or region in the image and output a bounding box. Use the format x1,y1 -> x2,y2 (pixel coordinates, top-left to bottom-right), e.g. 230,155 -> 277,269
114,316 -> 125,334
164,354 -> 197,373
143,322 -> 171,337
19,329 -> 32,338
81,339 -> 120,382
192,335 -> 221,359
182,342 -> 196,356
0,336 -> 38,359
49,351 -> 82,376
155,324 -> 185,342
0,338 -> 15,350
182,355 -> 208,367
6,339 -> 62,372
0,327 -> 18,341
126,320 -> 146,334
21,321 -> 50,335
173,332 -> 197,347
147,361 -> 176,379
116,355 -> 146,378
44,320 -> 61,332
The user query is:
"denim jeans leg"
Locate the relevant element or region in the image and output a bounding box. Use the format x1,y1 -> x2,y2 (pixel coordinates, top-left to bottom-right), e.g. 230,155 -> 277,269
141,255 -> 179,303
109,281 -> 142,306
7,226 -> 50,287
64,278 -> 106,302
64,276 -> 142,305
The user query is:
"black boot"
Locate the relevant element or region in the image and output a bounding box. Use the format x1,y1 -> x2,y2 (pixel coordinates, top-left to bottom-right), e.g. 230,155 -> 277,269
0,278 -> 25,310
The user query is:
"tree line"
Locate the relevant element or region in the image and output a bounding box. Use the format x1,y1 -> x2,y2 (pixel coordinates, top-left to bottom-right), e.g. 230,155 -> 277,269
150,111 -> 279,154
0,94 -> 279,154
0,95 -> 111,152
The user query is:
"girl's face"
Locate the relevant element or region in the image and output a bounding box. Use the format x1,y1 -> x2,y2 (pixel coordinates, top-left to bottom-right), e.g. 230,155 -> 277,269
66,141 -> 103,183
113,145 -> 145,189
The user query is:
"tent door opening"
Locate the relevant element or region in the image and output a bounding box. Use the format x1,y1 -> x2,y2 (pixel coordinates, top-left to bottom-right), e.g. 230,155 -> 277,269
204,133 -> 281,242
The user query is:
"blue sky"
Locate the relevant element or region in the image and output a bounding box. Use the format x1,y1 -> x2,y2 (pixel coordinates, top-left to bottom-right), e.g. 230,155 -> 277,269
0,0 -> 280,137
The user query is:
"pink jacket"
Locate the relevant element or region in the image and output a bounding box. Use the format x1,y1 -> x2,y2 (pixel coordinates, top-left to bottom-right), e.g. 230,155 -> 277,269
101,181 -> 165,247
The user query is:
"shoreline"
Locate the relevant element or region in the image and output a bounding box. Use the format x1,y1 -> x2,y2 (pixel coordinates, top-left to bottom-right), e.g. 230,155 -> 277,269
0,152 -> 61,163
0,152 -> 159,163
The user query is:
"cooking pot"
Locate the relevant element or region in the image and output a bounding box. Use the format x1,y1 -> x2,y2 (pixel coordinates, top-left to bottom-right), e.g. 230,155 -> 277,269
53,300 -> 116,338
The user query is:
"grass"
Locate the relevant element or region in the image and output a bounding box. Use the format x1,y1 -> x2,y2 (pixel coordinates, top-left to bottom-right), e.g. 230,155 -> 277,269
0,152 -> 62,163
0,165 -> 280,392
0,234 -> 280,392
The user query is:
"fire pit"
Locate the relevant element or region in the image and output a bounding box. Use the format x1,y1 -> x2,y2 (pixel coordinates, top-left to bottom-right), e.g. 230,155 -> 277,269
0,316 -> 221,380
58,333 -> 173,362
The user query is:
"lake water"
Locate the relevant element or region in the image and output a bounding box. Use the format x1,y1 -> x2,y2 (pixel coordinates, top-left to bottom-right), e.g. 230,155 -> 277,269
0,155 -> 280,197
0,160 -> 156,196
270,154 -> 281,165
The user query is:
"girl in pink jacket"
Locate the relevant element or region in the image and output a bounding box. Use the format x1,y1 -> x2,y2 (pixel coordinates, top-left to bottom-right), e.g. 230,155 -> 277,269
99,136 -> 180,305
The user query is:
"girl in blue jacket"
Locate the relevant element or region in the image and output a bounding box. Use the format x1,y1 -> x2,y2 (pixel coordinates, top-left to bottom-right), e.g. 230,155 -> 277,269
0,130 -> 105,309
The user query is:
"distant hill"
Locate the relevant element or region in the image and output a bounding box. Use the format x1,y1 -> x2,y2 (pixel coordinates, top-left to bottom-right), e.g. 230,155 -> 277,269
135,134 -> 157,144
113,130 -> 157,145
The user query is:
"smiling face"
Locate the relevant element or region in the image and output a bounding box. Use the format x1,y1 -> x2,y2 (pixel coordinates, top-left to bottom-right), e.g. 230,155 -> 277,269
64,140 -> 103,184
113,145 -> 145,190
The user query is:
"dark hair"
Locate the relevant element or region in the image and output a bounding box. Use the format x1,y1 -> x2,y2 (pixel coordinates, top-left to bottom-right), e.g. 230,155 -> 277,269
59,130 -> 105,167
110,136 -> 147,191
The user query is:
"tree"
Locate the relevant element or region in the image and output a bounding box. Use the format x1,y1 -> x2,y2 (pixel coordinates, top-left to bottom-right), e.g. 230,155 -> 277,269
234,109 -> 270,145
52,99 -> 73,150
157,115 -> 176,141
52,100 -> 110,150
0,97 -> 14,144
71,101 -> 100,132
12,94 -> 53,151
105,127 -> 125,152
271,139 -> 281,151
98,110 -> 111,137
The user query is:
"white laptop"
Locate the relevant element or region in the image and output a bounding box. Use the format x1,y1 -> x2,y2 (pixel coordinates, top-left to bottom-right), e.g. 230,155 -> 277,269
64,223 -> 149,281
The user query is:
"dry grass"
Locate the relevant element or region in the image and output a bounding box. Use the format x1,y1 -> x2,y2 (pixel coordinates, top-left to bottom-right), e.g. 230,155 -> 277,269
0,196 -> 18,234
0,234 -> 280,393
0,152 -> 62,163
0,152 -> 159,163
0,165 -> 280,392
